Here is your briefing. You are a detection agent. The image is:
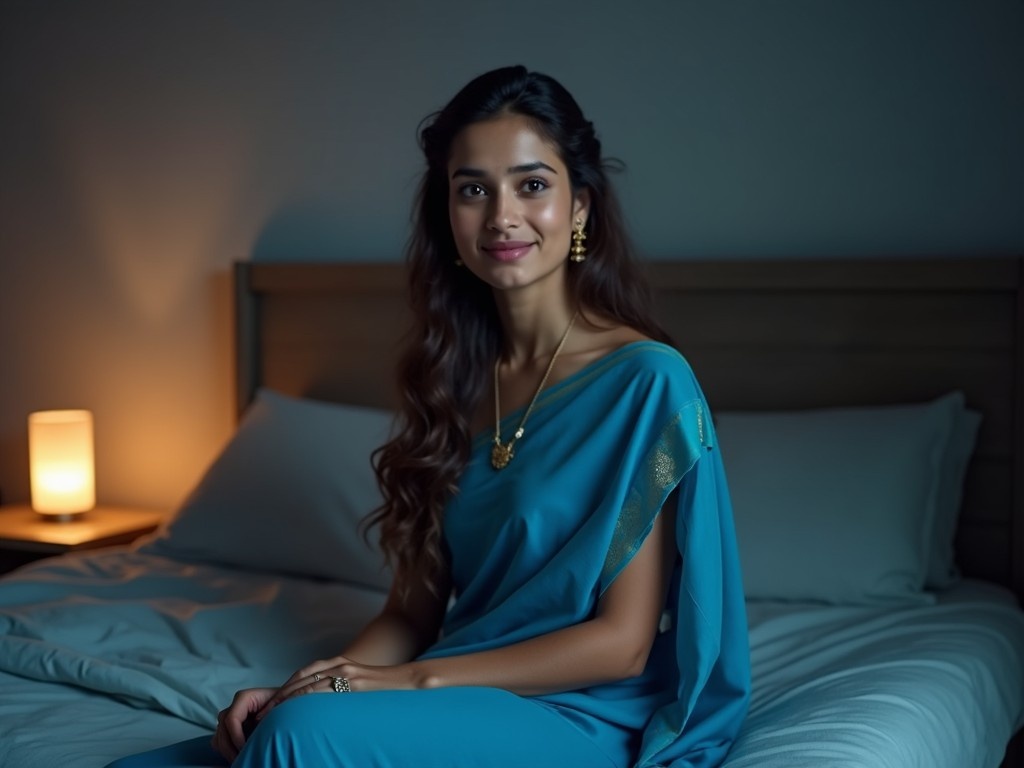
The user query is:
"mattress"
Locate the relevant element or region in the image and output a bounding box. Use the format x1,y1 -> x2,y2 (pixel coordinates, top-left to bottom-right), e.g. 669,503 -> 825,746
0,549 -> 1022,768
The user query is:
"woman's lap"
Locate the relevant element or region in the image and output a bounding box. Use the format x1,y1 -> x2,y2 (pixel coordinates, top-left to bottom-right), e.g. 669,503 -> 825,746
106,687 -> 622,768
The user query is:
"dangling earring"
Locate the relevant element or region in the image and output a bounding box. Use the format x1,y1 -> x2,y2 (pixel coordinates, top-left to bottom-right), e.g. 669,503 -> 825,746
570,219 -> 587,262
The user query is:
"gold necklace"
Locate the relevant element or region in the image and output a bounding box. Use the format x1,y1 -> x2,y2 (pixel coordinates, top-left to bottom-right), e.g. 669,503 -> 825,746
492,312 -> 578,470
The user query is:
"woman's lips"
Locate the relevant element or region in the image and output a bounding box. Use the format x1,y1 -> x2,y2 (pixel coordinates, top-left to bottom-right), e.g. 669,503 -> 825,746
483,242 -> 534,262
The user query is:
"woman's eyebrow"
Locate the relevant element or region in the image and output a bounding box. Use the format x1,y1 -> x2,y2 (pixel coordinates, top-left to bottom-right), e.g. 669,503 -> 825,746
508,161 -> 558,175
451,161 -> 558,180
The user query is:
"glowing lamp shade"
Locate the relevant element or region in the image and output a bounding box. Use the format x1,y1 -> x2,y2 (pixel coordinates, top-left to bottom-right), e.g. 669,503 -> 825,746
28,410 -> 96,518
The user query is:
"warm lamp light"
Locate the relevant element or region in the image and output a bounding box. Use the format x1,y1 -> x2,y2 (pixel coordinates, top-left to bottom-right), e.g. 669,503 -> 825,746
28,410 -> 95,520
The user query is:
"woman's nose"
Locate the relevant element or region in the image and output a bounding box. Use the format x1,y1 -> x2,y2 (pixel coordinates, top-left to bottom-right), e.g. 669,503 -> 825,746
487,190 -> 520,231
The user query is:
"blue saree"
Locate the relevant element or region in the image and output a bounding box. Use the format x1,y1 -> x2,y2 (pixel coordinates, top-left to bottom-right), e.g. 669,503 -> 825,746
106,341 -> 749,768
420,340 -> 751,767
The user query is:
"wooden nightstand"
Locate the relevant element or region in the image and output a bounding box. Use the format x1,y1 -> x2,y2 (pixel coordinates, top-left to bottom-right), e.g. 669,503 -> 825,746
0,505 -> 166,574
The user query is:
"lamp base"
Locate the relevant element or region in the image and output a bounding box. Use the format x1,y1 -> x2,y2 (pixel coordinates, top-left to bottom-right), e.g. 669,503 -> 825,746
36,511 -> 89,523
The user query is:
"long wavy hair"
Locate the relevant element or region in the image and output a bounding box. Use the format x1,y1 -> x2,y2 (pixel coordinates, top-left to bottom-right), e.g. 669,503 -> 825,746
367,65 -> 673,595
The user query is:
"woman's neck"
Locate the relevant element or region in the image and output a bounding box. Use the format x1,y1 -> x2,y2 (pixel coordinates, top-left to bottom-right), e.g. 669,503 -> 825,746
494,290 -> 577,367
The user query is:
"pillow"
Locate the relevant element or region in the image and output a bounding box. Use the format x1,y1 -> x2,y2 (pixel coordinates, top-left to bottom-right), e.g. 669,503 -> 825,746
925,406 -> 982,588
715,392 -> 967,605
141,389 -> 394,590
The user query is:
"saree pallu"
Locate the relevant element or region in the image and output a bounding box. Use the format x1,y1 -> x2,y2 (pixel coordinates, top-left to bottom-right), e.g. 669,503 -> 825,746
420,341 -> 751,768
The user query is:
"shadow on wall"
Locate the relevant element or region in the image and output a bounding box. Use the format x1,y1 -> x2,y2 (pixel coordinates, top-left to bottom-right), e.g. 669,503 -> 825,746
252,201 -> 410,263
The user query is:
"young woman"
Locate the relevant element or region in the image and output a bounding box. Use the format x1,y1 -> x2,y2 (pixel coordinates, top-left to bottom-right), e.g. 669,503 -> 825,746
108,65 -> 749,768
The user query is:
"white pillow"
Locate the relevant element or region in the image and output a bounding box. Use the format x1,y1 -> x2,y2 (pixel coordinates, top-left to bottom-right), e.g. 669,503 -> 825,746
716,392 -> 966,605
925,406 -> 981,588
141,389 -> 394,591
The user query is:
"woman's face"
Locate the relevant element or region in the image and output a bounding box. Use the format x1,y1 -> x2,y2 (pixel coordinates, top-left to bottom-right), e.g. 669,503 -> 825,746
447,113 -> 589,297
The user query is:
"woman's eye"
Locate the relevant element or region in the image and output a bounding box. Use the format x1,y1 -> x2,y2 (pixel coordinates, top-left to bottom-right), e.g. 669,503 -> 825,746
523,178 -> 548,193
458,184 -> 486,198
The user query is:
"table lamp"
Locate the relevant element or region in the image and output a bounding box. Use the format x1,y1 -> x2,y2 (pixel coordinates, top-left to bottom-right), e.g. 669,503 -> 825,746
28,409 -> 95,521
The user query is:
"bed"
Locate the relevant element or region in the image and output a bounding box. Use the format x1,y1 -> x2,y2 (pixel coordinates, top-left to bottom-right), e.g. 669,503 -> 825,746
1,257 -> 1022,768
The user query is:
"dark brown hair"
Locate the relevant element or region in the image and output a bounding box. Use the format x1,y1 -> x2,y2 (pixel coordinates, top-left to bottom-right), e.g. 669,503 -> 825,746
367,65 -> 672,594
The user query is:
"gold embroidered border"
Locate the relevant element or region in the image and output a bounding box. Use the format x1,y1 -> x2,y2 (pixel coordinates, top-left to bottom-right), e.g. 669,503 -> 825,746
599,399 -> 708,593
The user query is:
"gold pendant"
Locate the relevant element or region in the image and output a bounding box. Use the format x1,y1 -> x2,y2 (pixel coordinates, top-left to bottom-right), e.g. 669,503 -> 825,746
491,441 -> 513,470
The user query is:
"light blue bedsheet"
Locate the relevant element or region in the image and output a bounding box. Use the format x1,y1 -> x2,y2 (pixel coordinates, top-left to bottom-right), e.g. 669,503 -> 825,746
728,582 -> 1024,768
1,550 -> 1022,768
0,548 -> 386,767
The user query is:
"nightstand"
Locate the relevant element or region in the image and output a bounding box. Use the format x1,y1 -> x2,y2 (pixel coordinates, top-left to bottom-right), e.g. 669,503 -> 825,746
0,505 -> 167,574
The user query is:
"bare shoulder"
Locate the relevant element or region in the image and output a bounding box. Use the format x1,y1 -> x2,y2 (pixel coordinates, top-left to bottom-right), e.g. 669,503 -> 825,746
554,314 -> 652,380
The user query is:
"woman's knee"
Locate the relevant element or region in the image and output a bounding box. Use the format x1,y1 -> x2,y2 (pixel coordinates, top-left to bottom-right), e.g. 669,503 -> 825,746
235,695 -> 351,767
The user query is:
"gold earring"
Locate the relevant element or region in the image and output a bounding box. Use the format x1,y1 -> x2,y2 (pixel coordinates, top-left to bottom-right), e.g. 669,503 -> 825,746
570,219 -> 587,262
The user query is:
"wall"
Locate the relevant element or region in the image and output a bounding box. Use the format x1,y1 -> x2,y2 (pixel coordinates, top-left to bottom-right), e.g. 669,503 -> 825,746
0,0 -> 1021,512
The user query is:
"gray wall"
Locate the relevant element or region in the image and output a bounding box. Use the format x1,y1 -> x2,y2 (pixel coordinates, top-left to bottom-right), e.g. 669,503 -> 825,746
1,1 -> 1021,511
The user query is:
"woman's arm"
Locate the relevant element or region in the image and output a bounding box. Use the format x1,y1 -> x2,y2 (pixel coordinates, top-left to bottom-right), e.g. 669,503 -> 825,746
269,495 -> 677,703
338,568 -> 452,666
408,501 -> 677,694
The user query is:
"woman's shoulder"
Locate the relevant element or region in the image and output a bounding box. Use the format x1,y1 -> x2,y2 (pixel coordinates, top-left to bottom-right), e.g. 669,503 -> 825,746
562,338 -> 701,405
552,316 -> 702,406
561,317 -> 686,378
594,339 -> 693,380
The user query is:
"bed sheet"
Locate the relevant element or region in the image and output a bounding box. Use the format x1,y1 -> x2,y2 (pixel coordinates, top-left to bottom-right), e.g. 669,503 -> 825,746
1,549 -> 1022,768
0,548 -> 387,768
724,581 -> 1024,768
0,669 -> 209,767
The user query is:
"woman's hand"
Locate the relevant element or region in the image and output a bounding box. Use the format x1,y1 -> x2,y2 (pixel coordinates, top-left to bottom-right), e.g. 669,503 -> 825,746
211,686 -> 276,763
256,657 -> 423,717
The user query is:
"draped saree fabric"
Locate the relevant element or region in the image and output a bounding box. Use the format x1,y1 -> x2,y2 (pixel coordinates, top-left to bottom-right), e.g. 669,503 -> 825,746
104,342 -> 750,768
420,341 -> 751,768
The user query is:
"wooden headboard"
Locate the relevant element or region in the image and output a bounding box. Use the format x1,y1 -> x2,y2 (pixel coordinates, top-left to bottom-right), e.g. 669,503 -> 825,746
234,257 -> 1024,604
